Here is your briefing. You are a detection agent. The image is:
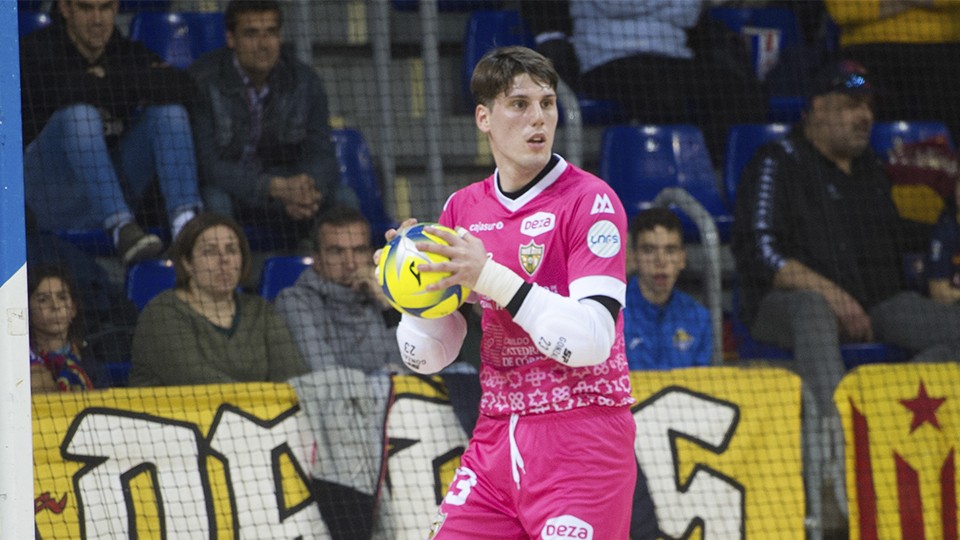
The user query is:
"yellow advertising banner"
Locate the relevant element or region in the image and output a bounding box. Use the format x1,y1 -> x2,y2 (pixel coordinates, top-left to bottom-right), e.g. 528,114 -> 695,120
836,363 -> 960,540
33,383 -> 318,539
34,368 -> 804,539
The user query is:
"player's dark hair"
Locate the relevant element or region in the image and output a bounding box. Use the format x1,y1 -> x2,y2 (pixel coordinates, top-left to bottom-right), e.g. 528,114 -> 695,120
225,0 -> 282,32
170,212 -> 252,288
470,46 -> 559,107
311,205 -> 370,252
629,208 -> 684,248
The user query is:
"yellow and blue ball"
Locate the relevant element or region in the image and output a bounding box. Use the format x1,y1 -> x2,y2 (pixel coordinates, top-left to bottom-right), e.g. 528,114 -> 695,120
376,223 -> 470,319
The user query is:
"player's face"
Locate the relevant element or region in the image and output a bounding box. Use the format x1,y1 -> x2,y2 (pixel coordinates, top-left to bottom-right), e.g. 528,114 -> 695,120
227,10 -> 282,83
184,225 -> 244,297
808,92 -> 874,160
59,0 -> 117,60
634,226 -> 685,305
476,73 -> 558,189
313,222 -> 372,287
29,277 -> 77,343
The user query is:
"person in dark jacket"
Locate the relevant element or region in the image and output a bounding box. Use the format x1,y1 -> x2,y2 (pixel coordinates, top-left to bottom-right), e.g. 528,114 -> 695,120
20,0 -> 204,265
732,59 -> 960,419
188,0 -> 356,250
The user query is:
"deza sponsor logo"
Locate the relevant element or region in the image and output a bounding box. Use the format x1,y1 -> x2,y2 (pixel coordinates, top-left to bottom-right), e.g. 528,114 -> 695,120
521,212 -> 556,237
542,514 -> 594,539
586,220 -> 621,258
468,221 -> 504,233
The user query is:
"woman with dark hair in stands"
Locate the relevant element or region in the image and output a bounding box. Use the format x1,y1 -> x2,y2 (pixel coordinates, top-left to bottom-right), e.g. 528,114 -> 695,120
28,265 -> 98,393
129,212 -> 307,386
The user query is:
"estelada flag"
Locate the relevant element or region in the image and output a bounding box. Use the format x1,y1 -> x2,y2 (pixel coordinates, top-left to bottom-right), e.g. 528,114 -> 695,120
837,363 -> 960,540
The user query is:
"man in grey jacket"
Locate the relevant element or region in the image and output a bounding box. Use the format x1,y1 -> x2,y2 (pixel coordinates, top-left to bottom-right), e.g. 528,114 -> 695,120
188,0 -> 356,249
276,206 -> 403,373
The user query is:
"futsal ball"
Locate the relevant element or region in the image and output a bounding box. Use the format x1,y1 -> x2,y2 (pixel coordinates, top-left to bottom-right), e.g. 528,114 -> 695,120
376,223 -> 470,319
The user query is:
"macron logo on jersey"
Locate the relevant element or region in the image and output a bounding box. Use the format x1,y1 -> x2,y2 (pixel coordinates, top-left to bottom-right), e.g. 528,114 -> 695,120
590,193 -> 615,215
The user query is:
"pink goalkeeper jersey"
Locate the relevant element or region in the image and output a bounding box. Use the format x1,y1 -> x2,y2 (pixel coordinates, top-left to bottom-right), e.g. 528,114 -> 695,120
440,156 -> 634,417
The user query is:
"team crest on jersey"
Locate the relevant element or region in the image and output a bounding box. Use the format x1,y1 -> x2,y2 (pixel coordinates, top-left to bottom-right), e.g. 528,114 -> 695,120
673,328 -> 694,352
519,240 -> 545,275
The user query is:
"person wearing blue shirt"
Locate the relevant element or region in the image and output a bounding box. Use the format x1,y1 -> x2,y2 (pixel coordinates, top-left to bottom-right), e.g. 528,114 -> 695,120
624,208 -> 711,370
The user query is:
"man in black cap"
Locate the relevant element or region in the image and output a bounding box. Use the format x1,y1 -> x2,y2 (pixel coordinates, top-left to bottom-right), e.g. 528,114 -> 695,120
732,59 -> 960,421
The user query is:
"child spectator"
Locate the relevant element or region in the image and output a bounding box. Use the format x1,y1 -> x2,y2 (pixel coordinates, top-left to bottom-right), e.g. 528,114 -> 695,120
129,212 -> 308,386
624,208 -> 712,370
28,266 -> 96,393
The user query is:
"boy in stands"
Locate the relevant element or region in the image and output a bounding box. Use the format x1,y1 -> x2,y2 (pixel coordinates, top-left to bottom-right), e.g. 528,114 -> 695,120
384,46 -> 636,539
624,208 -> 712,370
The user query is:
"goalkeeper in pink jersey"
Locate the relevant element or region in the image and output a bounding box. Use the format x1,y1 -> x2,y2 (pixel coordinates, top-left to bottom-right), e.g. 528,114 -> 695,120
382,46 -> 636,539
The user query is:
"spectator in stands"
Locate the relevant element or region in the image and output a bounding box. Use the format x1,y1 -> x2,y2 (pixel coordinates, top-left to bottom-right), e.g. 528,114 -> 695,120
188,0 -> 356,250
275,206 -> 405,373
28,266 -> 98,393
826,0 -> 960,144
524,0 -> 766,160
624,208 -> 711,370
129,212 -> 308,386
927,175 -> 960,305
20,0 -> 204,266
732,59 -> 960,421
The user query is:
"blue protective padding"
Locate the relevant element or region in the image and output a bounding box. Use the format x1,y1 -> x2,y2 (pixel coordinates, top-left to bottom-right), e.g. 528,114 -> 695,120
600,124 -> 732,242
1,2 -> 26,286
258,255 -> 311,301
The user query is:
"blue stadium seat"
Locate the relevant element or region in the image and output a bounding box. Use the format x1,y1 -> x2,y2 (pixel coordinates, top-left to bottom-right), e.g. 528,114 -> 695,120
870,120 -> 956,159
723,123 -> 789,208
599,124 -> 732,242
129,12 -> 225,69
18,10 -> 51,37
258,255 -> 312,301
462,10 -> 623,124
125,258 -> 176,311
331,128 -> 396,242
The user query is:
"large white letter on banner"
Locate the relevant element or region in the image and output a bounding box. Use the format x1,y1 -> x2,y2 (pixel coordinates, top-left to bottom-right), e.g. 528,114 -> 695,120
63,410 -> 210,538
208,405 -> 327,539
380,387 -> 470,540
634,387 -> 744,539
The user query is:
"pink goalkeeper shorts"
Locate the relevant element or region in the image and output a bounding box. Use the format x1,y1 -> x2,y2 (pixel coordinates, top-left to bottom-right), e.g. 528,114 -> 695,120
428,405 -> 637,540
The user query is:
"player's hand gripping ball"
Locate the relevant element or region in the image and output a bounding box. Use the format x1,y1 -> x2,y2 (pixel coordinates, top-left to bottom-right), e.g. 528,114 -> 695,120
376,223 -> 470,318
